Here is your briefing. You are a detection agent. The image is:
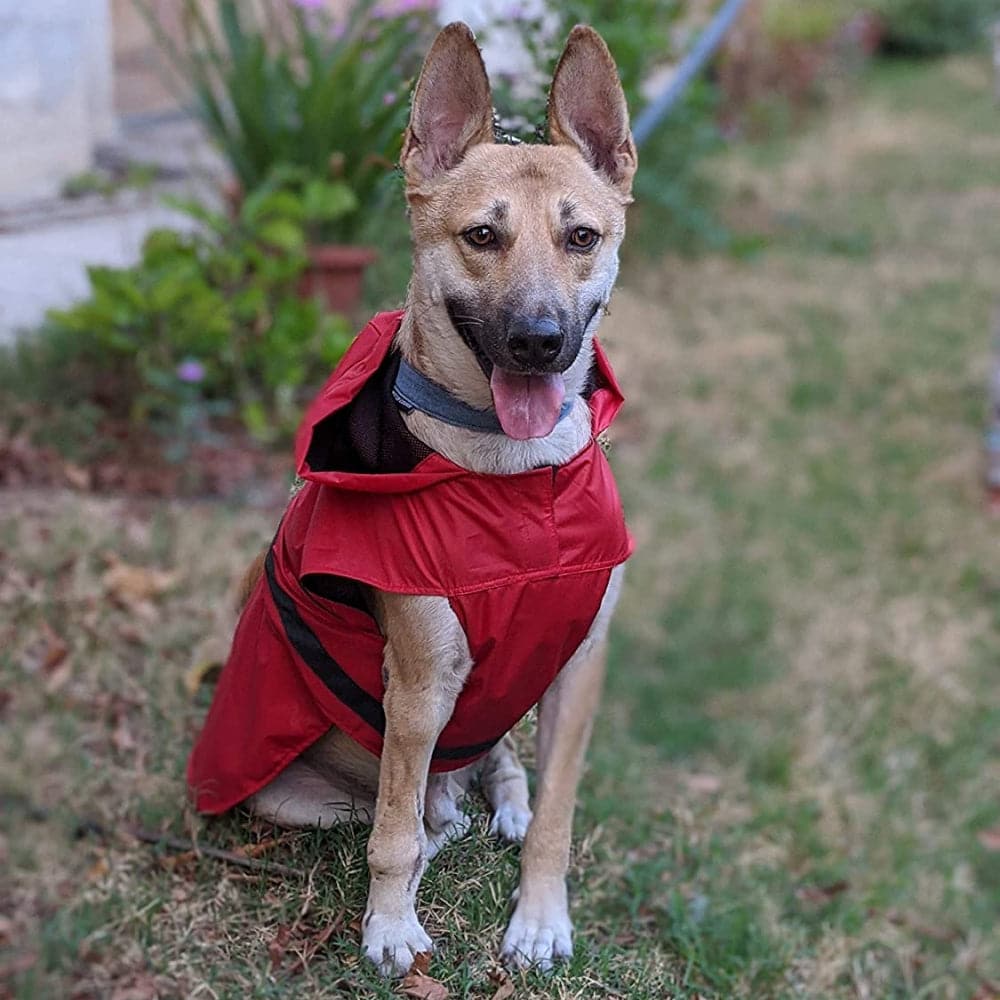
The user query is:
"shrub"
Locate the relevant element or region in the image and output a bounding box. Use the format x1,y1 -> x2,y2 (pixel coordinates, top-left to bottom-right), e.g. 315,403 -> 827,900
874,0 -> 999,55
3,185 -> 354,463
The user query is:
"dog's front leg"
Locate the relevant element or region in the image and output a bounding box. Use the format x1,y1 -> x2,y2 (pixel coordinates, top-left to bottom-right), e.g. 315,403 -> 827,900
362,592 -> 472,977
501,566 -> 624,971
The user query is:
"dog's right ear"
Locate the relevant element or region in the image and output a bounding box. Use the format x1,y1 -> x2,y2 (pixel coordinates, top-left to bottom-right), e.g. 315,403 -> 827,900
401,22 -> 494,191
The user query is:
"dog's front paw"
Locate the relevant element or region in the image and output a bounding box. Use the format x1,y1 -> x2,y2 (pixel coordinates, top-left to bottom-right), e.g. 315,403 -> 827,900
489,801 -> 532,843
362,909 -> 433,977
500,885 -> 573,972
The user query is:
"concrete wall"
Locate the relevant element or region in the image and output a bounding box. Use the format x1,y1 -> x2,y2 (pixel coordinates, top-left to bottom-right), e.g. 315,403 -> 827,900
0,0 -> 115,201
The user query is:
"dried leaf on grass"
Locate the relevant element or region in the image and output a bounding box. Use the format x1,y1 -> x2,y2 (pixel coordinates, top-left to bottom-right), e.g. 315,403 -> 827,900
487,969 -> 516,1000
284,919 -> 342,977
21,621 -> 72,693
795,880 -> 850,905
684,773 -> 722,795
232,834 -> 297,860
410,953 -> 431,976
268,924 -> 293,970
0,951 -> 38,981
101,554 -> 177,618
399,953 -> 448,999
883,909 -> 961,943
108,972 -> 160,1000
976,826 -> 1000,851
62,462 -> 92,491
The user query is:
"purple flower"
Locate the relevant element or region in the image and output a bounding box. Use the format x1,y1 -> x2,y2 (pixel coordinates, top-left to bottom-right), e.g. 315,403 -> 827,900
291,0 -> 325,8
382,91 -> 396,105
176,359 -> 206,384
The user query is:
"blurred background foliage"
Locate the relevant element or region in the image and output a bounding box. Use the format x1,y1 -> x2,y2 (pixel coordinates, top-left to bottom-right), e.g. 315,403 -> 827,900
2,0 -> 998,485
876,0 -> 1000,54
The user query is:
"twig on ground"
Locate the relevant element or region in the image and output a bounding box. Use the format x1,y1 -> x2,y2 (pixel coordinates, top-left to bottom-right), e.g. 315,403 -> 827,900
77,820 -> 304,878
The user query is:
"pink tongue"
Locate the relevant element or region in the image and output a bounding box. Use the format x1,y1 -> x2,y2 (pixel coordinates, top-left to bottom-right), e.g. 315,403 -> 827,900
490,369 -> 566,440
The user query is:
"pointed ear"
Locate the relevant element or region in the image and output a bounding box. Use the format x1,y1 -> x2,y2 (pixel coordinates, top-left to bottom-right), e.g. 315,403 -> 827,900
401,22 -> 494,189
547,25 -> 637,197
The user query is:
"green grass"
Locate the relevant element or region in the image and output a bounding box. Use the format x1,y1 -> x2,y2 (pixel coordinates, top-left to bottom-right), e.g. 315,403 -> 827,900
3,54 -> 1000,998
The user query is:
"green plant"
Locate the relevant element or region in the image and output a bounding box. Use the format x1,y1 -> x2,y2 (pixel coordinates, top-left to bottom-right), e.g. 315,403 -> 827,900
874,0 -> 999,54
61,163 -> 159,200
138,0 -> 435,242
33,186 -> 353,451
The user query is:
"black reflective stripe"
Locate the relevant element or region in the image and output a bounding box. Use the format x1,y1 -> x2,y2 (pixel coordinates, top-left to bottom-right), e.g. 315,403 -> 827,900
265,549 -> 386,736
265,549 -> 502,765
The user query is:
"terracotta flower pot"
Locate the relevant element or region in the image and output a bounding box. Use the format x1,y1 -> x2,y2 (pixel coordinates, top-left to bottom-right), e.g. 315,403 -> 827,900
299,244 -> 378,314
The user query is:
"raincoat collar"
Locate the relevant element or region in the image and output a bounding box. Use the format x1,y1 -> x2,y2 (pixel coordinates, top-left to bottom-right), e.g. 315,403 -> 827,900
295,310 -> 625,494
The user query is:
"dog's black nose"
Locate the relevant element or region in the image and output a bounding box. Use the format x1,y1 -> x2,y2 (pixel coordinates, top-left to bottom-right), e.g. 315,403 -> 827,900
507,316 -> 564,369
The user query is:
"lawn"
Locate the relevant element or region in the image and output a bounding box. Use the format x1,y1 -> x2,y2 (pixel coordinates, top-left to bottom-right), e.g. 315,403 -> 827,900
3,55 -> 1000,999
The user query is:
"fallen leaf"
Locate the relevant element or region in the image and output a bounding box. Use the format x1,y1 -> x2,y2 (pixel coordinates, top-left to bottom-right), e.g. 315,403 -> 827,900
685,773 -> 722,794
232,834 -> 295,860
101,555 -> 177,615
85,856 -> 110,883
884,909 -> 961,943
977,826 -> 1000,852
269,924 -> 293,970
109,972 -> 160,1000
62,462 -> 91,491
410,952 -> 431,976
795,880 -> 850,905
0,951 -> 38,981
38,623 -> 69,674
285,917 -> 341,977
116,623 -> 147,646
399,968 -> 449,1000
22,622 -> 73,693
488,970 -> 515,1000
158,850 -> 196,871
111,712 -> 137,755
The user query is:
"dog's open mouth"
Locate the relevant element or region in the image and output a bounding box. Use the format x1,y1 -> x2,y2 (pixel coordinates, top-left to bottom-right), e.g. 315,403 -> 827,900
489,369 -> 566,440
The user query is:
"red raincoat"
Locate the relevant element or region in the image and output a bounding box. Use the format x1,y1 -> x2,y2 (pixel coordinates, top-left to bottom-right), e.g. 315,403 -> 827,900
188,311 -> 632,815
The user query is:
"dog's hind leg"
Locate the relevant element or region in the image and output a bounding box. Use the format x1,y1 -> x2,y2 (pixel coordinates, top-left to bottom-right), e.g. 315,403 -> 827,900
501,565 -> 624,972
424,772 -> 472,859
248,757 -> 374,828
482,735 -> 532,844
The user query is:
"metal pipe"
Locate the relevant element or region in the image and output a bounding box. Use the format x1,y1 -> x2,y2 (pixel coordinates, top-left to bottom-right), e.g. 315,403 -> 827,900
632,0 -> 752,147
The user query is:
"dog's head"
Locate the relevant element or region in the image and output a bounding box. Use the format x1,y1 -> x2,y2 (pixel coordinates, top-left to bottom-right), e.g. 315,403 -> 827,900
400,22 -> 636,440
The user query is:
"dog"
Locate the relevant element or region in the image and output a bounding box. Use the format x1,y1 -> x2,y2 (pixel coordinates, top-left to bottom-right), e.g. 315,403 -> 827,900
187,21 -> 637,977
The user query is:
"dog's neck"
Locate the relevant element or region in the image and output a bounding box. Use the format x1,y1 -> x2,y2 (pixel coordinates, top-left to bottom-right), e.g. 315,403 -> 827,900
394,301 -> 594,476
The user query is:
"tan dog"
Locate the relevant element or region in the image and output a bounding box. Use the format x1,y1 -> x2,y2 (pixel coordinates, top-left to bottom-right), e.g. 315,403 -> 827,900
234,22 -> 636,976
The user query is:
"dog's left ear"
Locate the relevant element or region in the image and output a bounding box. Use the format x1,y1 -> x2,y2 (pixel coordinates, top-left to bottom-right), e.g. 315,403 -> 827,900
402,22 -> 494,190
547,26 -> 637,198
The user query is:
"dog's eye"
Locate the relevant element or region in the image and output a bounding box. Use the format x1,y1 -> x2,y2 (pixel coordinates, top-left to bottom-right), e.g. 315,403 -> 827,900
568,227 -> 599,251
464,226 -> 496,248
